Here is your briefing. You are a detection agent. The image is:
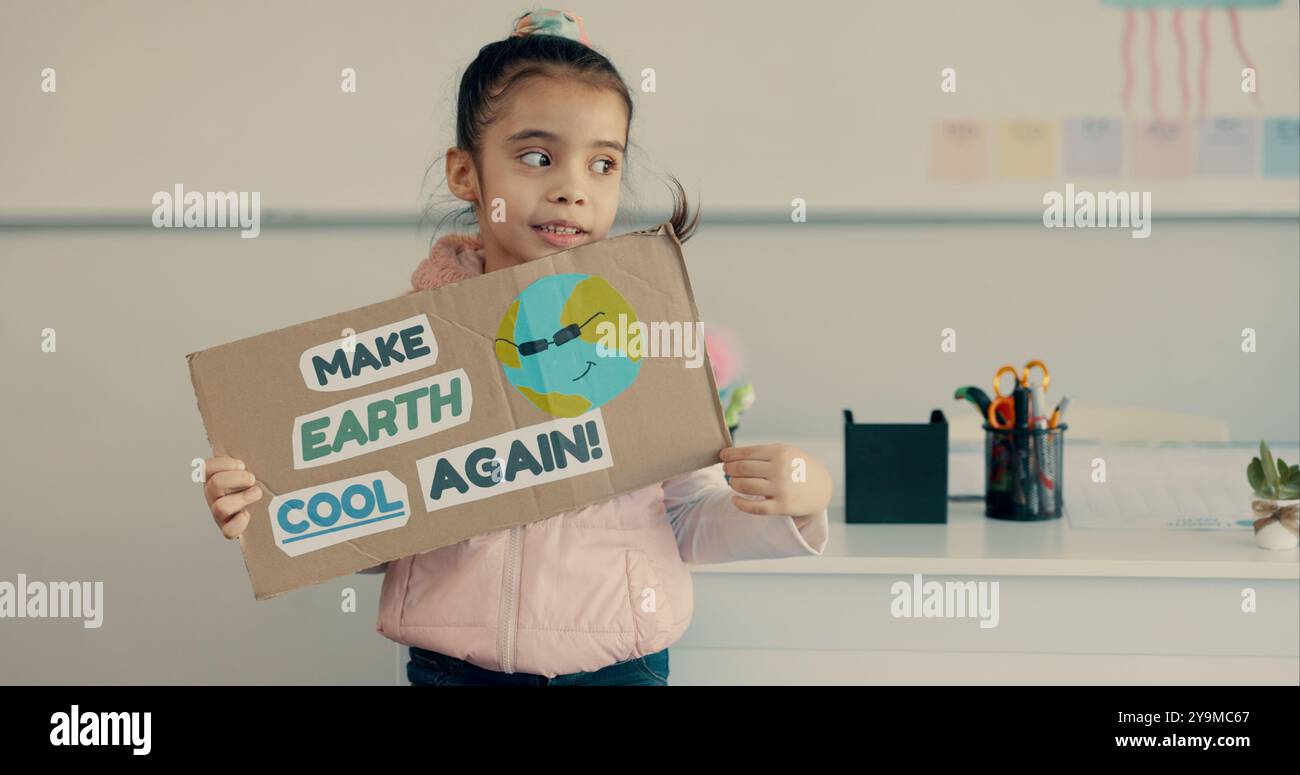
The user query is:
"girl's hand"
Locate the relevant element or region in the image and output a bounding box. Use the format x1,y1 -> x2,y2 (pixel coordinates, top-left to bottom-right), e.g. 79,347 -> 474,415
202,455 -> 263,540
719,443 -> 832,524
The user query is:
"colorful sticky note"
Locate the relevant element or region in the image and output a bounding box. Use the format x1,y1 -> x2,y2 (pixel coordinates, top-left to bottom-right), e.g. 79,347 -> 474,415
1064,118 -> 1124,177
1196,117 -> 1257,176
1262,117 -> 1300,177
931,120 -> 988,180
1130,121 -> 1190,178
997,120 -> 1056,179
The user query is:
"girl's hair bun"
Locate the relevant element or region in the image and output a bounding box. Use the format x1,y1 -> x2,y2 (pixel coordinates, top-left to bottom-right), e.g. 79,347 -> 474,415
510,8 -> 591,47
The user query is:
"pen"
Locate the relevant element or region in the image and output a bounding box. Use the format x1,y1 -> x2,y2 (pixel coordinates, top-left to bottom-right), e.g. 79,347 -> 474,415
1034,417 -> 1055,515
1024,384 -> 1050,513
1049,396 -> 1070,429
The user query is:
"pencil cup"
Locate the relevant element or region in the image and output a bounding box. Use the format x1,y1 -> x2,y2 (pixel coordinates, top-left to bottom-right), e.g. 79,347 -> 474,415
982,423 -> 1066,520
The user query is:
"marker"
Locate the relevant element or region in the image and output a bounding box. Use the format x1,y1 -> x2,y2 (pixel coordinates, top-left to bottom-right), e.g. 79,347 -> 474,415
1014,387 -> 1036,513
1029,381 -> 1048,424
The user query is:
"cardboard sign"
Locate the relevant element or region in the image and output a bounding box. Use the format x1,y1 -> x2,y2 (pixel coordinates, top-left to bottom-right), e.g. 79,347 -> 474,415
187,223 -> 731,600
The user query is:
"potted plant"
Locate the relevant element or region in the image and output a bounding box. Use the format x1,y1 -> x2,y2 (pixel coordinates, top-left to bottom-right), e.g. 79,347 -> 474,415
1248,441 -> 1300,550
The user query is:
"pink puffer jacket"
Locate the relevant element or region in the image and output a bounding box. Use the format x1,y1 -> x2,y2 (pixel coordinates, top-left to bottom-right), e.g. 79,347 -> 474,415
371,232 -> 829,677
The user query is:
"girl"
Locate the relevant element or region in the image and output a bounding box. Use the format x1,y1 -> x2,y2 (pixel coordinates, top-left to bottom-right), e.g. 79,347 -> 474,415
201,8 -> 832,687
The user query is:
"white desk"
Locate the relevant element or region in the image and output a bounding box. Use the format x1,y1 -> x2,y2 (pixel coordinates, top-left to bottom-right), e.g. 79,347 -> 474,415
672,439 -> 1300,685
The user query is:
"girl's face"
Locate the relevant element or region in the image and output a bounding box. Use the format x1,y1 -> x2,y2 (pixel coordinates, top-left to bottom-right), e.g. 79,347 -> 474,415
447,76 -> 628,273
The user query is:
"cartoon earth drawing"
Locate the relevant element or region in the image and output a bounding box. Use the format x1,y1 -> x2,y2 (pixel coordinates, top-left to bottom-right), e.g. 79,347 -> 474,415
494,273 -> 641,418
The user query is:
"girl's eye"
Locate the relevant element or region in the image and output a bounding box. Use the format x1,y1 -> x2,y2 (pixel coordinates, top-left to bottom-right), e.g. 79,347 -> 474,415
591,158 -> 617,174
520,151 -> 550,167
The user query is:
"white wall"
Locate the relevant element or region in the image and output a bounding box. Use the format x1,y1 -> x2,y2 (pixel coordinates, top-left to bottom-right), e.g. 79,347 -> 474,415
4,0 -> 1298,214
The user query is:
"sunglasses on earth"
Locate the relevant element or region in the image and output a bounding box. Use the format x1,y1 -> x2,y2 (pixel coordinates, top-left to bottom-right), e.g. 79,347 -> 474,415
495,311 -> 605,357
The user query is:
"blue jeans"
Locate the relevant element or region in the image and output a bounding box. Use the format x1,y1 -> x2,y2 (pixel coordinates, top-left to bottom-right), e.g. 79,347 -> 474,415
407,645 -> 670,686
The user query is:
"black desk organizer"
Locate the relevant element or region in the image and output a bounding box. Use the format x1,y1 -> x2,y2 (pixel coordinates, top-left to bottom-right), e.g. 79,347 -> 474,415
843,409 -> 948,524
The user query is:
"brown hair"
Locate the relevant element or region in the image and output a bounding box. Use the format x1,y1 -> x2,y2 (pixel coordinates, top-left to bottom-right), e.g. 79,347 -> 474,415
421,30 -> 699,246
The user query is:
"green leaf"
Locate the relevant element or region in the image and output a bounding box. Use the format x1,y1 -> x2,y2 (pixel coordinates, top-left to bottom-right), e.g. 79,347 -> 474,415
1278,458 -> 1289,477
1248,458 -> 1267,495
1281,464 -> 1300,486
1261,442 -> 1280,491
1280,484 -> 1300,500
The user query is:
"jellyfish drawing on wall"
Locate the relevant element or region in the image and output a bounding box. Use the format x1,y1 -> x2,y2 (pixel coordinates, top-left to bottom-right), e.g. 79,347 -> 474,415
1102,0 -> 1278,119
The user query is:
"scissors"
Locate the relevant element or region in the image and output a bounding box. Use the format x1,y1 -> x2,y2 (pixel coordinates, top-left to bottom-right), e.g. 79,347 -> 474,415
987,396 -> 1015,429
988,360 -> 1050,429
992,359 -> 1050,398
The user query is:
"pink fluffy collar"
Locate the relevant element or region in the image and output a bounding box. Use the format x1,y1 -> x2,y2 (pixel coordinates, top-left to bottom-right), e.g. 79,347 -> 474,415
408,232 -> 486,293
